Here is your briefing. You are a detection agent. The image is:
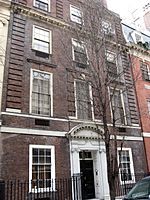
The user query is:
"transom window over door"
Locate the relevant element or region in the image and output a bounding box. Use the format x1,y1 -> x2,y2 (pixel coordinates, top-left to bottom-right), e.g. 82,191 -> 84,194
29,145 -> 55,190
32,26 -> 52,54
31,70 -> 52,116
75,80 -> 92,120
34,0 -> 50,12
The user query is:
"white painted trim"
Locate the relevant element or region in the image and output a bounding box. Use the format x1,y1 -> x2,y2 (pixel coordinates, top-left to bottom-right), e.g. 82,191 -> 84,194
117,147 -> 135,184
6,108 -> 21,113
1,126 -> 66,137
89,83 -> 95,121
1,111 -> 141,129
33,0 -> 51,12
30,69 -> 53,117
116,135 -> 143,141
143,132 -> 150,137
29,144 -> 55,192
32,25 -> 52,54
0,126 -> 143,141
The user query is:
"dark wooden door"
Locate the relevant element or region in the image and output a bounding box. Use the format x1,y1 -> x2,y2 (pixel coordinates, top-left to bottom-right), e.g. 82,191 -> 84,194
80,160 -> 95,199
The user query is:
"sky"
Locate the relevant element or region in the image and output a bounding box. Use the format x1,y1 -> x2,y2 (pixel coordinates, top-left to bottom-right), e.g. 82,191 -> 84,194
107,0 -> 149,21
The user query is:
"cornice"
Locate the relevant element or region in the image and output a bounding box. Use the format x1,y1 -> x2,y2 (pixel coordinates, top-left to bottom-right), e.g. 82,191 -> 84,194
10,2 -> 126,49
128,43 -> 150,56
11,2 -> 70,30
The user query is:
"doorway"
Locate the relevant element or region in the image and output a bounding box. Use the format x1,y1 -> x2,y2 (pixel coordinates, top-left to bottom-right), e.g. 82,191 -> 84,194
80,151 -> 95,199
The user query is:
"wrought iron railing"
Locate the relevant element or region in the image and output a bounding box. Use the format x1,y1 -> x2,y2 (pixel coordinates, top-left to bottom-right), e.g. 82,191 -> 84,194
0,173 -> 147,200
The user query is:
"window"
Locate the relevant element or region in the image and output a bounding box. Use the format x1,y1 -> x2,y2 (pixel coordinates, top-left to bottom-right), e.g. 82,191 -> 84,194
110,89 -> 126,124
34,0 -> 50,12
147,100 -> 150,114
31,70 -> 53,116
131,31 -> 143,44
118,148 -> 135,183
75,80 -> 92,120
70,5 -> 83,24
29,145 -> 55,190
106,50 -> 118,77
72,39 -> 88,66
32,26 -> 52,54
102,20 -> 115,35
140,61 -> 150,81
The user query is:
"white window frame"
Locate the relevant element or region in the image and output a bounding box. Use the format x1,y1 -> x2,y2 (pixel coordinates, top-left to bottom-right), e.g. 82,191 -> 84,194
117,147 -> 135,184
29,144 -> 55,192
102,20 -> 115,35
147,99 -> 150,114
140,61 -> 150,81
131,31 -> 144,44
72,38 -> 88,64
70,5 -> 83,24
72,79 -> 94,120
108,87 -> 127,125
32,25 -> 52,54
30,69 -> 53,117
106,50 -> 117,64
33,0 -> 51,12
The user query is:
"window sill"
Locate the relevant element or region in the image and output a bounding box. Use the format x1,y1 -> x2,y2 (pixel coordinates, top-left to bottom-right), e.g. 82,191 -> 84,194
27,58 -> 57,68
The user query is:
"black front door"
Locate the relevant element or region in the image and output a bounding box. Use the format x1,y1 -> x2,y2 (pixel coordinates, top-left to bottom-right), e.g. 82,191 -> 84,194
80,159 -> 95,199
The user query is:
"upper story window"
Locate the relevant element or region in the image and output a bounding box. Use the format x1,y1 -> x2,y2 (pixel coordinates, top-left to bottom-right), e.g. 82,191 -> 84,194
32,26 -> 52,54
102,20 -> 115,35
70,5 -> 83,24
140,61 -> 150,81
118,148 -> 135,183
29,145 -> 55,191
30,70 -> 53,116
106,50 -> 118,77
75,80 -> 92,120
147,99 -> 150,114
72,39 -> 88,67
34,0 -> 50,12
110,88 -> 126,125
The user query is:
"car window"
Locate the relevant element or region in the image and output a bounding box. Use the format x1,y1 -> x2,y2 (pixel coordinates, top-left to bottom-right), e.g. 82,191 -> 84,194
127,180 -> 150,199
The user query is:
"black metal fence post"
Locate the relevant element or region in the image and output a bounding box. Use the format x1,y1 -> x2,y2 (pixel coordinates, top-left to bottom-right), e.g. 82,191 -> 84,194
0,180 -> 5,200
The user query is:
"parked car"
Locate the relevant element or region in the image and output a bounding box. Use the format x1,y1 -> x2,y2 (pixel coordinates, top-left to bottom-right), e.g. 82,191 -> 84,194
123,176 -> 150,200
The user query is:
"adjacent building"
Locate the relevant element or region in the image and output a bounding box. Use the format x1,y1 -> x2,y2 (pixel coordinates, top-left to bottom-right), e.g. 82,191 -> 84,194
122,23 -> 150,171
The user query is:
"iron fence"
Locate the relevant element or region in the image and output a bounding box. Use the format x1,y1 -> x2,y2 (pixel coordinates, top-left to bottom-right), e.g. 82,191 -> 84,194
0,173 -> 147,200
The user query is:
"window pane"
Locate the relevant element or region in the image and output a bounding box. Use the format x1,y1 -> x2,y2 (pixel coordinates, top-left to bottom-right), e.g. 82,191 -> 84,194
35,0 -> 48,11
32,147 -> 52,189
71,6 -> 82,24
76,81 -> 91,119
32,71 -> 51,116
33,27 -> 50,53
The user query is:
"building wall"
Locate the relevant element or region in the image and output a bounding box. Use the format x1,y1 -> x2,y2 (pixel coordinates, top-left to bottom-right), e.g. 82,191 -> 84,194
0,0 -> 147,188
130,48 -> 150,171
0,0 -> 10,114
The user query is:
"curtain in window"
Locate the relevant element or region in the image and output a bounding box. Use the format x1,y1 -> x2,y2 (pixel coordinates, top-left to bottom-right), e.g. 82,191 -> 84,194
32,71 -> 51,116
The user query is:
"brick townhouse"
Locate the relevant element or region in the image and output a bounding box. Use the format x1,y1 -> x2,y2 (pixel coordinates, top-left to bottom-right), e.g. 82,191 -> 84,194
0,0 -> 147,199
122,23 -> 150,172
